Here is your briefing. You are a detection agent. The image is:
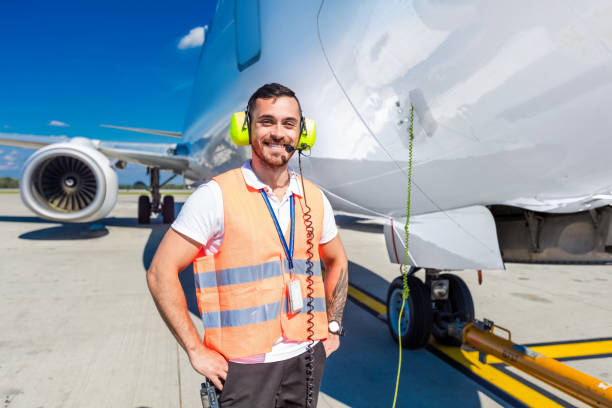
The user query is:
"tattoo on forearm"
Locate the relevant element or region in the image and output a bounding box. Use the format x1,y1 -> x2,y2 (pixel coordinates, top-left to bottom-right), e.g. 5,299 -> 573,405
327,267 -> 348,323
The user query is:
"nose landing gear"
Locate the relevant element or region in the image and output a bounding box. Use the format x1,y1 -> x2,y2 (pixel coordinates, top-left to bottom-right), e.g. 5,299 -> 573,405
137,167 -> 177,224
385,269 -> 612,406
386,268 -> 474,348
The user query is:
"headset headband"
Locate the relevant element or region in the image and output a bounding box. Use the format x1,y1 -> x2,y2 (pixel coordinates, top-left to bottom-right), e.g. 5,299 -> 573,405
230,109 -> 316,151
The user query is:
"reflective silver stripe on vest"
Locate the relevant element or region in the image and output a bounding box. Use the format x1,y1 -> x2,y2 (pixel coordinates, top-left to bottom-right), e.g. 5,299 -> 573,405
203,301 -> 282,329
202,297 -> 327,329
284,259 -> 322,277
195,259 -> 321,289
194,261 -> 282,289
283,296 -> 326,315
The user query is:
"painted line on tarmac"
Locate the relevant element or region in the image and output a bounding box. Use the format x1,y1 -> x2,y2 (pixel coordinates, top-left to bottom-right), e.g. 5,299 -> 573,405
425,343 -> 560,407
348,285 -> 386,317
489,363 -> 588,407
346,282 -> 610,408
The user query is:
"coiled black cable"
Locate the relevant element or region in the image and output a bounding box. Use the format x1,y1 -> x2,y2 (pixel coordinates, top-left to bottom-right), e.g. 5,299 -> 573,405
298,151 -> 316,408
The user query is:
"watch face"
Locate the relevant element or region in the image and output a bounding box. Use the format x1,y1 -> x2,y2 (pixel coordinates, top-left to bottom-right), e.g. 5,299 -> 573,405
329,321 -> 340,332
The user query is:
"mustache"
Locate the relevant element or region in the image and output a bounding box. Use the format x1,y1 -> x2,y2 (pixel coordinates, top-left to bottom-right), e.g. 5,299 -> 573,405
262,138 -> 297,153
263,137 -> 293,145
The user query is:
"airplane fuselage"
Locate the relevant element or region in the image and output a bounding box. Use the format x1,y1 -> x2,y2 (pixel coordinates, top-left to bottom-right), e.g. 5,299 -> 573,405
182,0 -> 612,220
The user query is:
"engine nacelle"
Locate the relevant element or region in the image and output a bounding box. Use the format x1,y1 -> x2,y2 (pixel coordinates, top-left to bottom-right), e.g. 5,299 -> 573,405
20,138 -> 118,223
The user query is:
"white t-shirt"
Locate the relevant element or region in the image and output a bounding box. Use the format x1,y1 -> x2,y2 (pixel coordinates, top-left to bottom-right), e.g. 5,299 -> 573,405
172,161 -> 338,363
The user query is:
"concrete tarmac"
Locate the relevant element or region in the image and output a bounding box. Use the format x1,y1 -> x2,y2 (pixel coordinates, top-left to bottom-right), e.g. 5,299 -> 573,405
0,193 -> 610,407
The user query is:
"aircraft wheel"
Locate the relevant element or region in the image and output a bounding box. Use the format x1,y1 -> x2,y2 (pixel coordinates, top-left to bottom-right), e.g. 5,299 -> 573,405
138,195 -> 151,224
162,195 -> 175,224
386,275 -> 433,349
432,273 -> 474,346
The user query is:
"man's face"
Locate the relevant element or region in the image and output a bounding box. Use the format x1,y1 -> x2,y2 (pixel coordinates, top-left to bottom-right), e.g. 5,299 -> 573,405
250,96 -> 301,169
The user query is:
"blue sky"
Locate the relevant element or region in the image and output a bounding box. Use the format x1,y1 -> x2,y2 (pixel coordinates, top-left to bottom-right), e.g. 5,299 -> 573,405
0,0 -> 217,184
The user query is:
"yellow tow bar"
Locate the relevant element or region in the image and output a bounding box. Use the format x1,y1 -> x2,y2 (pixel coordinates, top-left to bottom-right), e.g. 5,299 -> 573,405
456,319 -> 612,407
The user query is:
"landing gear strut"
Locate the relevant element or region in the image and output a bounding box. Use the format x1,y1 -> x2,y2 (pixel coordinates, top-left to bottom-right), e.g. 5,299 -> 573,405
427,269 -> 474,346
386,268 -> 474,348
137,167 -> 177,224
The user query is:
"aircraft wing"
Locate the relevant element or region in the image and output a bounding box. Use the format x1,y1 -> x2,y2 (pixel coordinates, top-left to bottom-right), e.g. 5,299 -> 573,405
99,124 -> 182,138
0,135 -> 202,175
97,143 -> 193,173
0,135 -> 67,150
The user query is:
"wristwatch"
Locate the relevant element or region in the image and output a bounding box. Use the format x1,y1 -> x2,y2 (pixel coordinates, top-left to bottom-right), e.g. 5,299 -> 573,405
328,320 -> 345,336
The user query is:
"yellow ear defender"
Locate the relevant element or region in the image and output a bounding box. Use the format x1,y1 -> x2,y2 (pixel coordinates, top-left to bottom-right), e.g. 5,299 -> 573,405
230,111 -> 316,151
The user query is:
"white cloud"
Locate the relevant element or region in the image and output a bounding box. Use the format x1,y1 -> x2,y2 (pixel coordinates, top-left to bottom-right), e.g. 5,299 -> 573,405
49,120 -> 70,127
3,150 -> 18,160
178,26 -> 207,50
0,149 -> 23,171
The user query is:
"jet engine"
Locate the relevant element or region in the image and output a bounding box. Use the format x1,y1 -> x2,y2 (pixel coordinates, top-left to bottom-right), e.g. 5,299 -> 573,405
20,138 -> 118,223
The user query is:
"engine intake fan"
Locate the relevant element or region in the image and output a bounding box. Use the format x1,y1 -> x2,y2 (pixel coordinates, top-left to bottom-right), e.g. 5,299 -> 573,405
34,155 -> 98,212
20,138 -> 118,223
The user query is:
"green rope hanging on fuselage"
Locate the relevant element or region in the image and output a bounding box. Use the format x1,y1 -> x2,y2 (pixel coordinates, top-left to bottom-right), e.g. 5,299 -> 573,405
392,105 -> 415,408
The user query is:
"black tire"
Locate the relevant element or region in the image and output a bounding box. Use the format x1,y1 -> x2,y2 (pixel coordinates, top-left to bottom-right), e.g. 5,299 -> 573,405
386,275 -> 433,349
138,195 -> 151,224
162,195 -> 175,224
432,273 -> 474,346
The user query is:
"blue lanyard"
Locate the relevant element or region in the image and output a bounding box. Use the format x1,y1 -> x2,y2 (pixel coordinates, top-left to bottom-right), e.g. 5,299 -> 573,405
260,189 -> 295,270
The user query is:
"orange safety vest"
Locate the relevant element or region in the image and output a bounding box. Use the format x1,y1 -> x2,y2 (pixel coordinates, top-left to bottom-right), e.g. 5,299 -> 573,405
192,168 -> 328,360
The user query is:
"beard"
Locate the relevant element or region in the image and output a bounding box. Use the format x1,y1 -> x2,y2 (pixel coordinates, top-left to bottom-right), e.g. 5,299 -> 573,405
252,138 -> 294,169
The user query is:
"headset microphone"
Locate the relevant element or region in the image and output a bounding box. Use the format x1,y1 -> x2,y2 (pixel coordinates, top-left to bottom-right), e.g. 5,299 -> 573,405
284,143 -> 310,154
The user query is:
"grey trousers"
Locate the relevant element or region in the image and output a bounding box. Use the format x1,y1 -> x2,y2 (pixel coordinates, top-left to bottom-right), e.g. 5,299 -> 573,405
218,342 -> 327,408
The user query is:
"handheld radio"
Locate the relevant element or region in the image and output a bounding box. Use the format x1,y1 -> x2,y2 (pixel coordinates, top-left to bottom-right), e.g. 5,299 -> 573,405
200,378 -> 219,408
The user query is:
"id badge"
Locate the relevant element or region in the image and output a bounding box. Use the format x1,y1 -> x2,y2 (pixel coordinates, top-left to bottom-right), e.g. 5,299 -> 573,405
288,278 -> 303,314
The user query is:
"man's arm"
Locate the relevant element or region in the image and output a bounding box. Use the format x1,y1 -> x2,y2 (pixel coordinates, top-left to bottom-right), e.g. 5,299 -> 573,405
319,234 -> 349,357
146,228 -> 228,390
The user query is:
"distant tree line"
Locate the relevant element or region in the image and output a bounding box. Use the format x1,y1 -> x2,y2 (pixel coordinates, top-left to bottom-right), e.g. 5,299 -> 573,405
119,183 -> 188,190
0,177 -> 19,188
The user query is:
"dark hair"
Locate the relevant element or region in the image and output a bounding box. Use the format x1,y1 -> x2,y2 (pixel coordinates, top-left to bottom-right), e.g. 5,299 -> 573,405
246,83 -> 303,126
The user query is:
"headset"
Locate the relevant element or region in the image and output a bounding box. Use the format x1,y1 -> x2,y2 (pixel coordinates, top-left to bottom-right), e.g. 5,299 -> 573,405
230,110 -> 316,152
229,106 -> 318,408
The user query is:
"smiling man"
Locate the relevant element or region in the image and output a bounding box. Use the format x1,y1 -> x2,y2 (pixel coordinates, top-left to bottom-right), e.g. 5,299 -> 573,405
147,83 -> 348,407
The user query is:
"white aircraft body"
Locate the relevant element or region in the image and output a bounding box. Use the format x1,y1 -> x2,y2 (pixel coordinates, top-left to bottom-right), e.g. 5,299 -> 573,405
3,0 -> 612,347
